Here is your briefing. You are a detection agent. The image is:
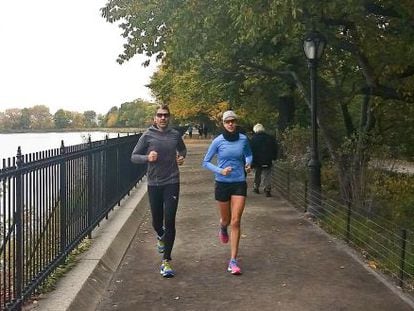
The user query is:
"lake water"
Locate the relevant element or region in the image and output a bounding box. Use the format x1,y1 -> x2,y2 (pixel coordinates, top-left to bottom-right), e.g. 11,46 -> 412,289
0,131 -> 124,160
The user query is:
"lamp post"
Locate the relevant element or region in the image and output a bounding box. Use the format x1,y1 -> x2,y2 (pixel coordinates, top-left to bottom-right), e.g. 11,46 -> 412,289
303,31 -> 326,217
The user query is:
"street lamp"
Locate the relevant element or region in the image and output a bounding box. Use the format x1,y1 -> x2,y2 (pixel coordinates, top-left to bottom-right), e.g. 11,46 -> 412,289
303,31 -> 326,217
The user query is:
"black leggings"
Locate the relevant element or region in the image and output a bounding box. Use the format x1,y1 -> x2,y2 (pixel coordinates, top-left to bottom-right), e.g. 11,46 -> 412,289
147,183 -> 180,261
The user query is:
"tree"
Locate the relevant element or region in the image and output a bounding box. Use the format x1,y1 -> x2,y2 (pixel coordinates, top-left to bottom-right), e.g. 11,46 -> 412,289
20,108 -> 31,129
70,112 -> 86,128
83,110 -> 97,128
54,109 -> 72,128
0,112 -> 6,130
103,106 -> 119,128
117,99 -> 157,128
3,109 -> 22,129
30,105 -> 53,129
102,0 -> 414,208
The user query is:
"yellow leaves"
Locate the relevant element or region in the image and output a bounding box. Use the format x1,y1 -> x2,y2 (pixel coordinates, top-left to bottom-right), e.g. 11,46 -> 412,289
208,101 -> 231,123
106,113 -> 119,128
379,173 -> 414,198
368,260 -> 377,269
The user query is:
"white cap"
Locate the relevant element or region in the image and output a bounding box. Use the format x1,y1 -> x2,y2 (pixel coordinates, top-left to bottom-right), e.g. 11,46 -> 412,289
222,110 -> 238,121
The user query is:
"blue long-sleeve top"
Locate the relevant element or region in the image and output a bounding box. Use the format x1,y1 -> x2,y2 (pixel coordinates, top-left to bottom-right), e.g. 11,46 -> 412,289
202,133 -> 252,183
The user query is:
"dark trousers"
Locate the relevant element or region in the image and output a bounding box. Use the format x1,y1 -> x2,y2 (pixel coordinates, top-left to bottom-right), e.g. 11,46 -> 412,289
254,166 -> 272,192
147,183 -> 180,261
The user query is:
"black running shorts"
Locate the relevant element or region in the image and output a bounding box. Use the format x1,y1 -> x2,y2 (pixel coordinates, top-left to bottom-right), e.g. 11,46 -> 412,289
215,181 -> 247,202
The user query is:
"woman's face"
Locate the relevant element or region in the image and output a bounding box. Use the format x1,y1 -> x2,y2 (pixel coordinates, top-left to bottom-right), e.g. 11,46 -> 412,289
223,118 -> 237,133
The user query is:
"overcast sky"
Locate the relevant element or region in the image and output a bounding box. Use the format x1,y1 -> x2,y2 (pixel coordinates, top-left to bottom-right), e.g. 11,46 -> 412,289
0,1 -> 158,115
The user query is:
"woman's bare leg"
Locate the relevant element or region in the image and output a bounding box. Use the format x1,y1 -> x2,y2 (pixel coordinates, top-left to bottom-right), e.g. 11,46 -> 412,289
229,195 -> 245,259
217,200 -> 231,227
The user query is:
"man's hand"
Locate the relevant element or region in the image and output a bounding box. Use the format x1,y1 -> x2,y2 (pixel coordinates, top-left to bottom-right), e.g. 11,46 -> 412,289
148,150 -> 158,162
176,155 -> 185,166
245,164 -> 251,174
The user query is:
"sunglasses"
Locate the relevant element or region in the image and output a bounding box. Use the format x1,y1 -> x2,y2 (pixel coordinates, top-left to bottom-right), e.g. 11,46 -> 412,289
156,113 -> 170,118
224,119 -> 236,124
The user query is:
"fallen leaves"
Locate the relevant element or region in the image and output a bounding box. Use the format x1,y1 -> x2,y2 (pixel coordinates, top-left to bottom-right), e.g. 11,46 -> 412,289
368,261 -> 377,269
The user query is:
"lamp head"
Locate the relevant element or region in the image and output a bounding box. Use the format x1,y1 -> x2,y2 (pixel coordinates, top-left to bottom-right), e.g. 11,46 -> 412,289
303,31 -> 327,61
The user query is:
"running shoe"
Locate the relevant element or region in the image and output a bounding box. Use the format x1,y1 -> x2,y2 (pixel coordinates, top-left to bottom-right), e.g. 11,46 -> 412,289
157,236 -> 165,253
160,259 -> 174,278
219,226 -> 229,244
227,259 -> 242,275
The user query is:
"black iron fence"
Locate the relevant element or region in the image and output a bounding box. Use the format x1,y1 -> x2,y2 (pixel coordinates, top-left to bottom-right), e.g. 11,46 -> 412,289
0,133 -> 146,310
272,164 -> 414,292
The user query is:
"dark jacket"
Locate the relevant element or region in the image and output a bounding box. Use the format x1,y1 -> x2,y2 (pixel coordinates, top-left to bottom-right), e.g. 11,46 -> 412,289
131,125 -> 187,186
250,132 -> 278,168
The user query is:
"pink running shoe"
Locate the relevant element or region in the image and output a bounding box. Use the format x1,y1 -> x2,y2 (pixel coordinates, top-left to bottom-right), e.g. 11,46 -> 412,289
219,227 -> 229,244
227,259 -> 241,275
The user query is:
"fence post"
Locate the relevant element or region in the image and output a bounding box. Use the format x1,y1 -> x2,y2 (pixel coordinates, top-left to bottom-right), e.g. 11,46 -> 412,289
346,200 -> 352,243
104,135 -> 109,219
287,170 -> 290,200
15,147 -> 24,310
59,141 -> 67,253
399,229 -> 407,289
87,137 -> 93,239
304,180 -> 308,213
117,133 -> 121,204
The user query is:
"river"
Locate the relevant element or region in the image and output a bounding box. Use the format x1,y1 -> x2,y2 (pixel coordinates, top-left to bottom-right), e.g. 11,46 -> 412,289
0,131 -> 124,160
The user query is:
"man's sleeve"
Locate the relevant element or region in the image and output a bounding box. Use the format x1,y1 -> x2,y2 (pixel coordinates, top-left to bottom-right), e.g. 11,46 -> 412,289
177,135 -> 187,158
131,134 -> 149,164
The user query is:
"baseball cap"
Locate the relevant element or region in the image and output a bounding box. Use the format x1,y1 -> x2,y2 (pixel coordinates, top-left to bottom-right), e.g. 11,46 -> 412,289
222,110 -> 238,122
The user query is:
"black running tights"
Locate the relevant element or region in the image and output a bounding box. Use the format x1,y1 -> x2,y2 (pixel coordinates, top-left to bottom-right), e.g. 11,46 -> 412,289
147,183 -> 180,261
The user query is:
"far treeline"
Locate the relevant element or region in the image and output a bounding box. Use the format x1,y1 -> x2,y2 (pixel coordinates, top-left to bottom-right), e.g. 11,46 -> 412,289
101,1 -> 414,225
0,99 -> 158,132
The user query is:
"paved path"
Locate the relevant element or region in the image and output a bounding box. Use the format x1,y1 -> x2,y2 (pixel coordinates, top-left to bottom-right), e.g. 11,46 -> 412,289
94,141 -> 413,311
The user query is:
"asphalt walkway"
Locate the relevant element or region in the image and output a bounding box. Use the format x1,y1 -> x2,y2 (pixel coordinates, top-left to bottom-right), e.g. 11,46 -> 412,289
32,140 -> 414,311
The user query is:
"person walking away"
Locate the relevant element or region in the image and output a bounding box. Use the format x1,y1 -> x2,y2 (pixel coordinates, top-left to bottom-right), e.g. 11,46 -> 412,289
198,125 -> 203,139
202,110 -> 252,275
203,124 -> 209,139
131,104 -> 187,278
188,124 -> 193,138
251,123 -> 278,197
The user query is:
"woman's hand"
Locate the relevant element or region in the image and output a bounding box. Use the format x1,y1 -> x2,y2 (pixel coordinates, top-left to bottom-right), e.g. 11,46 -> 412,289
245,164 -> 251,174
221,166 -> 232,176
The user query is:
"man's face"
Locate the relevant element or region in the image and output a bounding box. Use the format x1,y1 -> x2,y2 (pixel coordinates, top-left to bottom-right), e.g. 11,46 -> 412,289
154,108 -> 170,129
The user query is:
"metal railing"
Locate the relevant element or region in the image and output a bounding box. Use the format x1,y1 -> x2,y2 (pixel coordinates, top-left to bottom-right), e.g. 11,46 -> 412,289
0,133 -> 146,310
272,163 -> 414,292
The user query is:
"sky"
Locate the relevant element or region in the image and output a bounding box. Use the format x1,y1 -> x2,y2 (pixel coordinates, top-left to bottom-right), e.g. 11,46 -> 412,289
0,1 -> 158,115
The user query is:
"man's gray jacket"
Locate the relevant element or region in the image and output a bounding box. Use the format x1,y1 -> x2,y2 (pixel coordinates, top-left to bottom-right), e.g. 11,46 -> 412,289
131,125 -> 187,186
